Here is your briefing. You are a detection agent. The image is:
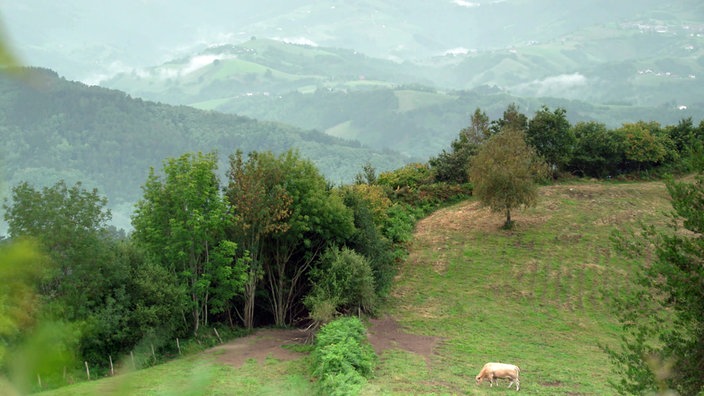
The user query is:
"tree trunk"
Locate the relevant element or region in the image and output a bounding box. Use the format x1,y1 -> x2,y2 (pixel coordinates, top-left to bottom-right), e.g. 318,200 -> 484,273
243,280 -> 255,330
192,291 -> 200,336
505,207 -> 512,229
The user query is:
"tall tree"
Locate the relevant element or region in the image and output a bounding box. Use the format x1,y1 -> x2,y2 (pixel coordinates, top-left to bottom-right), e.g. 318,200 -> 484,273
132,152 -> 245,335
225,150 -> 292,329
568,121 -> 623,178
465,107 -> 492,145
607,171 -> 704,395
3,180 -> 112,311
1,181 -> 156,364
261,150 -> 355,326
526,106 -> 574,175
468,127 -> 548,229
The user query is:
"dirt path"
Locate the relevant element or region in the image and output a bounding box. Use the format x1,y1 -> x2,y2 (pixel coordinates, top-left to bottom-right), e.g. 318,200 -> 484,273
208,316 -> 441,368
206,328 -> 308,367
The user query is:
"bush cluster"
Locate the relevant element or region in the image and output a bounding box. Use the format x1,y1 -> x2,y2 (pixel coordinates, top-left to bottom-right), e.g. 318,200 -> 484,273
311,317 -> 376,396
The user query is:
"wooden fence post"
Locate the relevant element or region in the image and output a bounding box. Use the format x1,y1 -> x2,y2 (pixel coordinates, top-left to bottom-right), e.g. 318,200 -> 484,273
176,337 -> 182,355
109,355 -> 114,376
84,361 -> 90,380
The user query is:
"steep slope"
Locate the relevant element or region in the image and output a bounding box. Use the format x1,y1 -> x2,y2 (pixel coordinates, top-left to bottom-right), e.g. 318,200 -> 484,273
370,180 -> 672,394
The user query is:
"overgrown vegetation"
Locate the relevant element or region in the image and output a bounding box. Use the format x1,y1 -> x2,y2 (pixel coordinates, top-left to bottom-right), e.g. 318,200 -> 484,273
311,316 -> 376,396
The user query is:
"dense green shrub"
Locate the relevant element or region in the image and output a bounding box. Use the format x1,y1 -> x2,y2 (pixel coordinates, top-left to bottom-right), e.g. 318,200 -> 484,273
338,185 -> 396,296
376,163 -> 433,190
305,247 -> 377,321
382,203 -> 420,245
568,121 -> 624,178
311,316 -> 376,396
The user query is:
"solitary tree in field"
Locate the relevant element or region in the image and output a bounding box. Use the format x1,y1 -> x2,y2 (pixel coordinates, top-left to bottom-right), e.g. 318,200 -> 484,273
468,127 -> 548,229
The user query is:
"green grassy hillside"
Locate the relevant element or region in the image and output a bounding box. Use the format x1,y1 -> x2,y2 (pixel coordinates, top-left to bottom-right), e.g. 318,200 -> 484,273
33,179 -> 673,395
367,180 -> 671,395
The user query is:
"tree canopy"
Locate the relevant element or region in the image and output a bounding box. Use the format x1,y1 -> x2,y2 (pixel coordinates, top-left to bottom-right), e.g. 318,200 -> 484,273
526,105 -> 574,174
429,108 -> 489,183
132,152 -> 248,335
468,127 -> 549,228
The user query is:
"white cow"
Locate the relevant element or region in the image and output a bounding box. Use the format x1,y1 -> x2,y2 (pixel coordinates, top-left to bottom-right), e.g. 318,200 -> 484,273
475,362 -> 521,391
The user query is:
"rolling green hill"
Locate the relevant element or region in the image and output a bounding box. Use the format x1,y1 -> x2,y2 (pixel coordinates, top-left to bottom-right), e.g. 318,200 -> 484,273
32,179 -> 673,395
103,38 -> 430,106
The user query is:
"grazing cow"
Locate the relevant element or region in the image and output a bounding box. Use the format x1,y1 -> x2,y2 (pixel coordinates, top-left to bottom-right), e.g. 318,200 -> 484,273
475,362 -> 520,391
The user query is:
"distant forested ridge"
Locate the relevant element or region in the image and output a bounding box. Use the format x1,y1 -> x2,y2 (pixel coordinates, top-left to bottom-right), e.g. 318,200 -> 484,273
0,67 -> 409,206
102,37 -> 703,160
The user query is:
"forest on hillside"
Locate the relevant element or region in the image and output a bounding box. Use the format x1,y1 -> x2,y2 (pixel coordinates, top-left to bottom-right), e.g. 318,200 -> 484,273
0,68 -> 409,207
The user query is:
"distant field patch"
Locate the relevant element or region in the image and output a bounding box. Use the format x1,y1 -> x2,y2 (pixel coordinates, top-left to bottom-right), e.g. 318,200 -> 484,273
394,90 -> 455,113
325,120 -> 362,140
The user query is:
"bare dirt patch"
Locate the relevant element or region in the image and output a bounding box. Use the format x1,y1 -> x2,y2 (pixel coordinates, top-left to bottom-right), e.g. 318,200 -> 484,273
367,315 -> 442,363
207,328 -> 309,367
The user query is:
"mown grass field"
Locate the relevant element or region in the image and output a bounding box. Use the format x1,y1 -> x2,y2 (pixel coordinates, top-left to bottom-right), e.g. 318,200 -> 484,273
34,180 -> 673,395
